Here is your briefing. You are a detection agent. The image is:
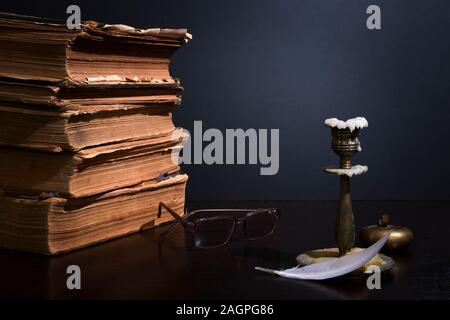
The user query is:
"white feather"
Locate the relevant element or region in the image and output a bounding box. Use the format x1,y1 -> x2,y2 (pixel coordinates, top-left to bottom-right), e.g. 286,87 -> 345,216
255,233 -> 390,280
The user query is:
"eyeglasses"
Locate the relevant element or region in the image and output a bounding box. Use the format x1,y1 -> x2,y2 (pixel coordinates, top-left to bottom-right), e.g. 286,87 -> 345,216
157,202 -> 281,249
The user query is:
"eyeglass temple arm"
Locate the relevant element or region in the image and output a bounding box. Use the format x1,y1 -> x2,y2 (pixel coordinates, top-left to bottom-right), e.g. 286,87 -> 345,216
158,202 -> 189,238
185,208 -> 280,217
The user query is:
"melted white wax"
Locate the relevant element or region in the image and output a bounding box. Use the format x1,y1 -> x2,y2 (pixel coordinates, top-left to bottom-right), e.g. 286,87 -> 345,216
325,165 -> 368,177
324,117 -> 368,132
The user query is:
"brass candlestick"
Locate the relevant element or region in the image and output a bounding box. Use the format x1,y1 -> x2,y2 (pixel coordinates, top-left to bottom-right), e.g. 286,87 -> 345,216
325,118 -> 368,256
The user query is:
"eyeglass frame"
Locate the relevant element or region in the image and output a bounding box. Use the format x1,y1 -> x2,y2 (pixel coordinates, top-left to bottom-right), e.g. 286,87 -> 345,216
157,202 -> 281,249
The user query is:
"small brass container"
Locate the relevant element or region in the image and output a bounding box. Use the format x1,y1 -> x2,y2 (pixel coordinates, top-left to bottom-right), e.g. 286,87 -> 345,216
360,214 -> 413,250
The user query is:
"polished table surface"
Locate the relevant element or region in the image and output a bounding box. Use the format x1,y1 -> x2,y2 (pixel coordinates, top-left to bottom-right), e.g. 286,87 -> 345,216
0,201 -> 449,300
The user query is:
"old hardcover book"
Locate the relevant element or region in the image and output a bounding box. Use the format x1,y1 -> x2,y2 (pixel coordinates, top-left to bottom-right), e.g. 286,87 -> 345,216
0,101 -> 178,152
0,134 -> 183,197
0,80 -> 182,107
0,12 -> 191,84
0,173 -> 188,254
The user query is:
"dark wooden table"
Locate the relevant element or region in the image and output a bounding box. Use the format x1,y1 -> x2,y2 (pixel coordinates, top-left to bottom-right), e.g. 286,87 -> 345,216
0,201 -> 449,299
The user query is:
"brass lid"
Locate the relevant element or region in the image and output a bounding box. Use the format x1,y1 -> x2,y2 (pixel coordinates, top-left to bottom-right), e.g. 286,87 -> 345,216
360,214 -> 413,250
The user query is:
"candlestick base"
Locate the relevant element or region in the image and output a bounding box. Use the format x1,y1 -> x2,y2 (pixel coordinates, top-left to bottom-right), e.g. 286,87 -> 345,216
296,247 -> 395,275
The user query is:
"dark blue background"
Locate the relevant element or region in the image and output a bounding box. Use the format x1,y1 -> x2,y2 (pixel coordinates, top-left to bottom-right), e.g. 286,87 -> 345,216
2,0 -> 450,200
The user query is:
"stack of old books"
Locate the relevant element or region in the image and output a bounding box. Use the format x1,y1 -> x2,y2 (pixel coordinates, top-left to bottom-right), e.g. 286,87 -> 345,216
0,13 -> 190,254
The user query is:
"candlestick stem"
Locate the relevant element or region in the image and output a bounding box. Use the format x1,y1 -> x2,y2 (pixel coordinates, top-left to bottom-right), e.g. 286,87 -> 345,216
336,174 -> 355,256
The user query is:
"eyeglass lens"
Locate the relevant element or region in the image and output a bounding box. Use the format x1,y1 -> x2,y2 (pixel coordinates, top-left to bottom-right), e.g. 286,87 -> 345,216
244,210 -> 278,239
194,217 -> 235,248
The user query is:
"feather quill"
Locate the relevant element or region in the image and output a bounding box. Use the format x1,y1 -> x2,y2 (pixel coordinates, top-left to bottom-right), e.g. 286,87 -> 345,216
255,233 -> 390,280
